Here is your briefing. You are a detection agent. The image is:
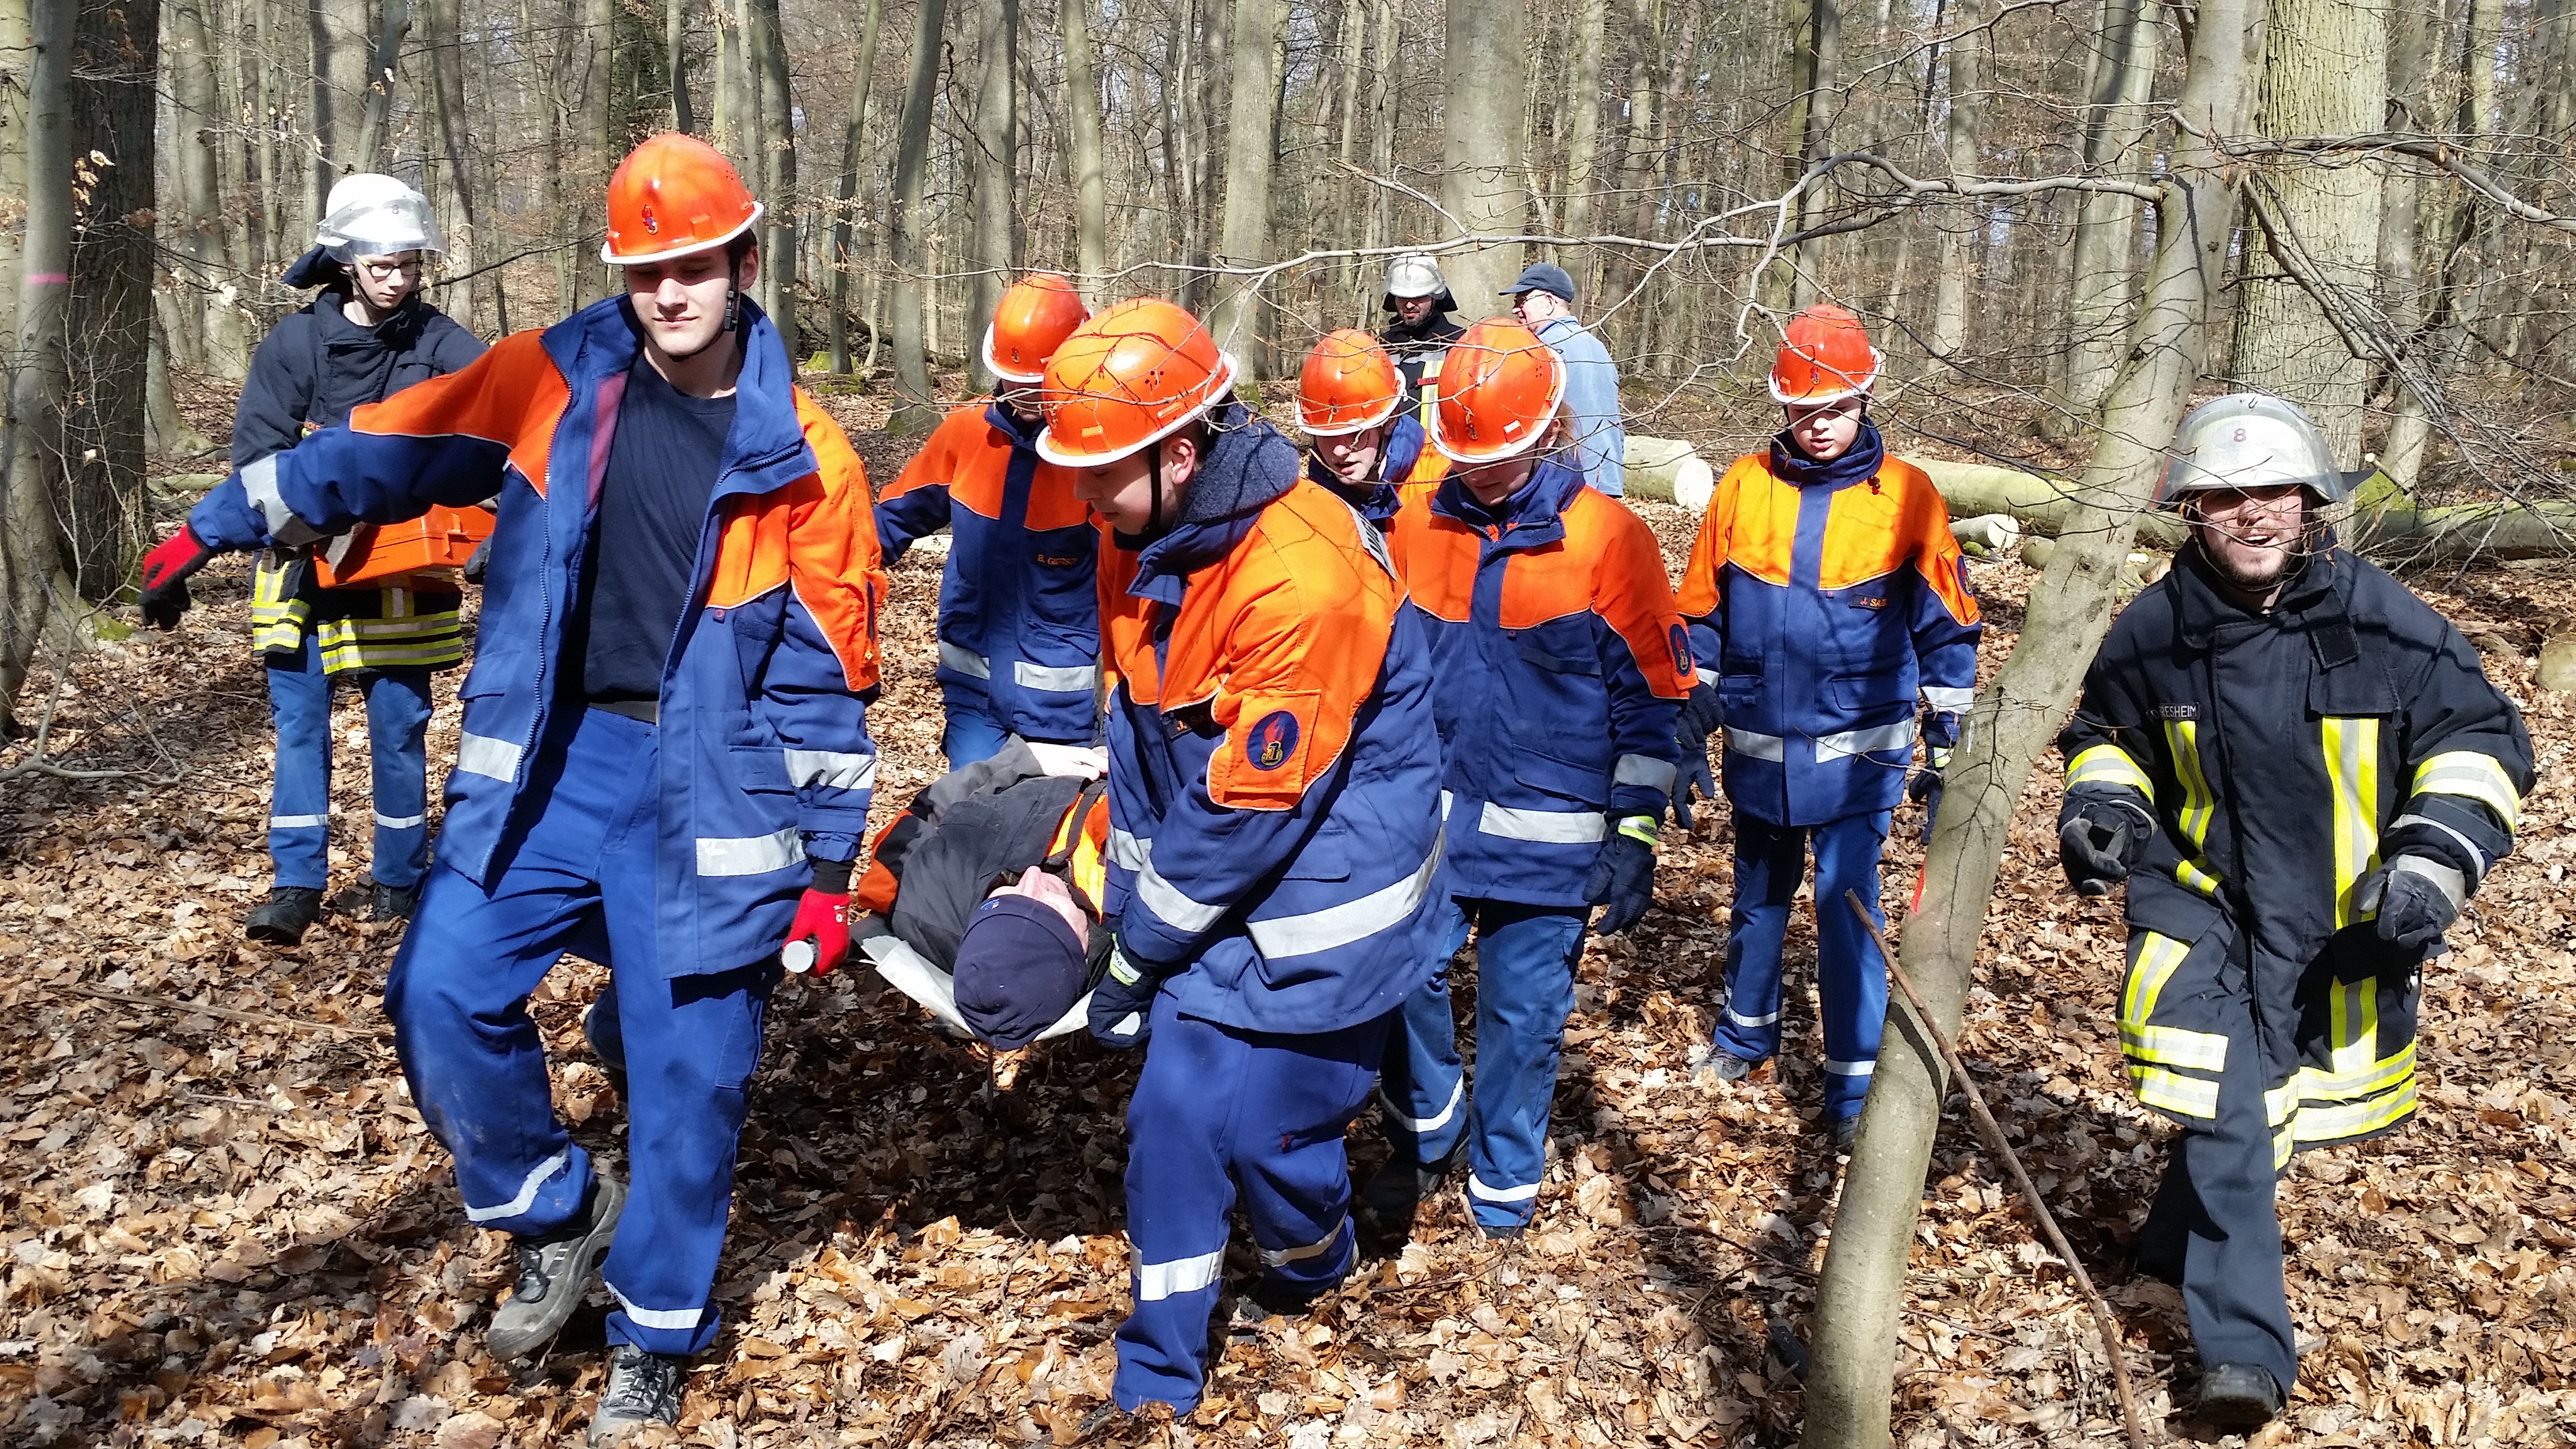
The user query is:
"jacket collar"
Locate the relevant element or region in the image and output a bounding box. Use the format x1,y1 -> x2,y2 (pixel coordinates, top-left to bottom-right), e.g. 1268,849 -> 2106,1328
1429,454 -> 1583,551
984,399 -> 1045,449
309,289 -> 429,351
2169,538 -> 2347,650
1124,403 -> 1301,604
1768,420 -> 1885,493
542,294 -> 817,501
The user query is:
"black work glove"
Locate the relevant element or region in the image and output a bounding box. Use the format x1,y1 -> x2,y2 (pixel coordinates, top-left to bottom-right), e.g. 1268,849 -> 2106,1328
1583,815 -> 1659,936
138,525 -> 219,629
1908,746 -> 1951,844
1086,942 -> 1168,1050
2354,856 -> 2463,950
2058,798 -> 2152,897
1672,683 -> 1722,829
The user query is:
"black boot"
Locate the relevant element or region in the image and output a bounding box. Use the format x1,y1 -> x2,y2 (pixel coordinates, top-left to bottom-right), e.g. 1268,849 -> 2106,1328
2196,1363 -> 2284,1427
370,881 -> 419,921
245,887 -> 325,945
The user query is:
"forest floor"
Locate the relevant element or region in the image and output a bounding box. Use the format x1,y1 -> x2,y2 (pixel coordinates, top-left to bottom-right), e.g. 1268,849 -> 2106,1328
2,382 -> 2573,1449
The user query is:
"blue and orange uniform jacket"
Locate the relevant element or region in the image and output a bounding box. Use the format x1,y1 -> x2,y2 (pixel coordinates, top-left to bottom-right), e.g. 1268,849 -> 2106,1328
875,402 -> 1100,741
186,299 -> 886,981
1099,404 -> 1450,1035
1305,411 -> 1450,531
1387,457 -> 1691,907
1675,424 -> 1981,826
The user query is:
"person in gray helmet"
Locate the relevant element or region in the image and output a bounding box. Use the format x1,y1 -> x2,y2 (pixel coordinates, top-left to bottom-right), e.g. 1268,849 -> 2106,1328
1377,253 -> 1463,419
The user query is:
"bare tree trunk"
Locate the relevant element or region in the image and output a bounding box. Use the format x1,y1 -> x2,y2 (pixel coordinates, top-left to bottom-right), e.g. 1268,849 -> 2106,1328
1801,0 -> 2260,1440
313,0 -> 369,190
167,0 -> 249,375
1789,0 -> 1841,309
968,0 -> 1020,382
2045,0 -> 2161,427
746,0 -> 797,361
2230,0 -> 2385,459
828,0 -> 885,374
0,0 -> 72,725
586,0 -> 617,304
1559,0 -> 1608,297
1062,0 -> 1109,284
1440,0 -> 1526,310
1207,0 -> 1281,361
351,1 -> 413,169
424,0 -> 483,334
668,0 -> 693,132
888,0 -> 949,430
2383,0 -> 2498,491
64,0 -> 160,598
0,0 -> 26,354
1928,0 -> 1982,361
1600,0 -> 1661,320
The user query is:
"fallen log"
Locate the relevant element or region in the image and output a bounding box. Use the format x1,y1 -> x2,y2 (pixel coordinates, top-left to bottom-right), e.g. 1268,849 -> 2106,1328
1619,436 -> 1716,510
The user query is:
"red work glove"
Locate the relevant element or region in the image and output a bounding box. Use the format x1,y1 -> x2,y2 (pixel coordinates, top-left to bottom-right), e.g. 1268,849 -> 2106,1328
138,525 -> 219,629
781,858 -> 852,976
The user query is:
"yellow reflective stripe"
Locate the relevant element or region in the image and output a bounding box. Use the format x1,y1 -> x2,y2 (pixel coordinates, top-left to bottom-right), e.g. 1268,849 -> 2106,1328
2164,721 -> 2215,846
2327,976 -> 2375,1080
2066,743 -> 2156,801
2174,858 -> 2223,896
2291,1078 -> 2418,1144
2131,1066 -> 2220,1119
2122,1022 -> 2228,1073
2121,931 -> 2190,1039
2410,750 -> 2522,834
2321,717 -> 2383,929
2296,1038 -> 2415,1106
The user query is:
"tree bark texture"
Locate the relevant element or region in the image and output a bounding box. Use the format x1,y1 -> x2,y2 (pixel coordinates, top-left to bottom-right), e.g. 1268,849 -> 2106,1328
311,0 -> 370,197
1061,0 -> 1108,283
969,0 -> 1020,384
2046,0 -> 2161,428
166,0 -> 248,376
1439,0 -> 1527,314
2230,0 -> 2384,460
888,0 -> 949,429
351,0 -> 413,169
1800,0 -> 2261,1441
0,0 -> 72,723
64,0 -> 160,599
747,0 -> 797,361
668,0 -> 693,132
1559,0 -> 1608,297
1208,0 -> 1282,363
1927,0 -> 1981,361
828,0 -> 885,374
1789,0 -> 1841,310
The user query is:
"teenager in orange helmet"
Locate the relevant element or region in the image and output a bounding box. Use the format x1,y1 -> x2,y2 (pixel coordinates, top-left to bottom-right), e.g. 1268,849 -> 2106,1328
1296,328 -> 1448,530
875,274 -> 1100,764
1040,298 -> 1449,1418
1674,304 -> 1980,1155
142,133 -> 886,1446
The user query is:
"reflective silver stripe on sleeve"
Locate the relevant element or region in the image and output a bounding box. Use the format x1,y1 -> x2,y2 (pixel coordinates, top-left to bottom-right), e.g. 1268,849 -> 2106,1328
1467,1173 -> 1542,1204
1695,667 -> 1719,686
937,640 -> 992,679
695,828 -> 806,877
1822,1057 -> 1879,1077
784,748 -> 879,792
1816,719 -> 1917,761
2386,813 -> 2488,885
2387,852 -> 2468,910
1134,1248 -> 1224,1302
1725,727 -> 1787,762
455,732 -> 524,781
1013,660 -> 1100,692
1921,685 -> 1974,712
1726,1006 -> 1781,1029
606,1284 -> 706,1332
462,1148 -> 569,1223
1257,1219 -> 1349,1268
1381,1076 -> 1464,1134
1477,802 -> 1608,844
239,454 -> 297,536
1107,828 -> 1151,870
1247,832 -> 1446,960
1614,754 -> 1677,793
1135,860 -> 1226,933
371,811 -> 427,830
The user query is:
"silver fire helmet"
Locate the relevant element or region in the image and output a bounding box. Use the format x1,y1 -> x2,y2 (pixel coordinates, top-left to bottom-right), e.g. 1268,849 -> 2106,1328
316,174 -> 445,259
2155,393 -> 2354,508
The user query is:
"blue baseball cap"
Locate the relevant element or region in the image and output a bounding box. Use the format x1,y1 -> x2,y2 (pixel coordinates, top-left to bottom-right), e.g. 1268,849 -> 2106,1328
1502,262 -> 1576,303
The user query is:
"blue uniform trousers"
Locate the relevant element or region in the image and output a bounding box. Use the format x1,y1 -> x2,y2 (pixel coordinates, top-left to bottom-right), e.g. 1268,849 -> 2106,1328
383,706 -> 777,1357
2133,986 -> 2300,1395
1114,994 -> 1390,1413
1378,899 -> 1587,1234
1710,809 -> 1893,1122
265,633 -> 433,890
937,686 -> 1013,768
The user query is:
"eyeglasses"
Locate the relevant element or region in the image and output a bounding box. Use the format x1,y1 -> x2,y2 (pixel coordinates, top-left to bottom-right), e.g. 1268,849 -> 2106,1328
355,257 -> 423,279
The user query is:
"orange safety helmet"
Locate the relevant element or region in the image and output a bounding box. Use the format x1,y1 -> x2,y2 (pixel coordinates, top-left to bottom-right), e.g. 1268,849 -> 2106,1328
1036,299 -> 1238,467
1429,320 -> 1565,466
1768,303 -> 1882,405
1297,330 -> 1405,436
984,274 -> 1092,384
601,133 -> 764,267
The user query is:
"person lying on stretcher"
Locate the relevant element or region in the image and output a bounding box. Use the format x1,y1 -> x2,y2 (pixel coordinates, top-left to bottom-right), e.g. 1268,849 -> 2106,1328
588,739 -> 1113,1092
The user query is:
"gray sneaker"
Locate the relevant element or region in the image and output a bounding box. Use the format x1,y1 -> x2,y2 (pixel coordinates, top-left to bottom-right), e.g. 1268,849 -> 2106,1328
588,1341 -> 686,1445
487,1175 -> 625,1360
1694,1048 -> 1753,1083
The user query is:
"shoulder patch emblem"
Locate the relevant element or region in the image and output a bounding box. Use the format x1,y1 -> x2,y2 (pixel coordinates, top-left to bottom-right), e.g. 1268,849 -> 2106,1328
1247,710 -> 1300,771
1668,622 -> 1693,678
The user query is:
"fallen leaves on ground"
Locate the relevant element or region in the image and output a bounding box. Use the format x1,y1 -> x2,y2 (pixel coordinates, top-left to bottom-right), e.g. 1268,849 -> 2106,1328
0,392 -> 2570,1448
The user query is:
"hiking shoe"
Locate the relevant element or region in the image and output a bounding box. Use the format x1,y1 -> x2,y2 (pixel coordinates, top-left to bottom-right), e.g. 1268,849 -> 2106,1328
487,1175 -> 626,1361
1833,1117 -> 1860,1155
1694,1049 -> 1752,1083
2195,1363 -> 2284,1428
1356,1150 -> 1456,1231
370,881 -> 419,921
1223,1280 -> 1320,1338
588,1340 -> 686,1446
245,887 -> 325,945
